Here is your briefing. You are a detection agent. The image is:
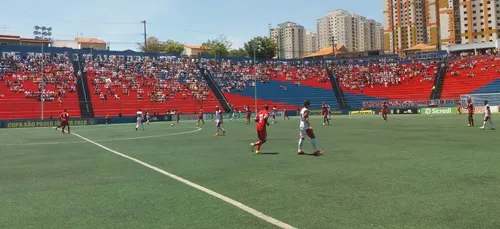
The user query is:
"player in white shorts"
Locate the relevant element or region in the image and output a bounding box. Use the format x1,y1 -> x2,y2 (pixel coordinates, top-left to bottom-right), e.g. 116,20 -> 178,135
212,106 -> 226,136
481,100 -> 496,130
327,104 -> 331,120
298,100 -> 323,156
271,105 -> 278,124
136,109 -> 144,131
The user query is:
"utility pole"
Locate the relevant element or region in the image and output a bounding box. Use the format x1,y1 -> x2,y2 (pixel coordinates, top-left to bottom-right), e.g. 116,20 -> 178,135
437,27 -> 441,51
330,36 -> 336,58
141,20 -> 147,48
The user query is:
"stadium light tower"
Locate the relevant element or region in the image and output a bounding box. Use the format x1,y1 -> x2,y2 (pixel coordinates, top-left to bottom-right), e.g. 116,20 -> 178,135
252,40 -> 262,112
34,25 -> 52,120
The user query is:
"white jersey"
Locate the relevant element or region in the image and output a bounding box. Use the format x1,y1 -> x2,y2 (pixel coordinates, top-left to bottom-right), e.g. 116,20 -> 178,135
273,108 -> 277,116
136,111 -> 143,121
484,105 -> 491,117
215,110 -> 222,122
299,107 -> 310,130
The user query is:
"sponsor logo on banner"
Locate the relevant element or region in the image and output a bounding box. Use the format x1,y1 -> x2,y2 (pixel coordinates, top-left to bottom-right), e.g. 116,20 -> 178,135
421,107 -> 456,115
388,108 -> 420,115
311,110 -> 342,116
3,119 -> 96,128
349,110 -> 373,115
204,112 -> 245,120
460,106 -> 496,114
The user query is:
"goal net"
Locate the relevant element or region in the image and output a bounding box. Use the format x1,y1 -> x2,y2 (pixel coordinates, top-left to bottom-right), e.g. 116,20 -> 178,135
460,93 -> 500,106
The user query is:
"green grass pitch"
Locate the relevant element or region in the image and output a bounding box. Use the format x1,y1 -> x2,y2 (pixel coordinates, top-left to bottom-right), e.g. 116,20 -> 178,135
1,114 -> 500,229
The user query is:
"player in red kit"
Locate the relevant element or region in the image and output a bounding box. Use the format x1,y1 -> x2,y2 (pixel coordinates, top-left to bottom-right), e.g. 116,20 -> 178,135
466,99 -> 474,127
457,102 -> 462,115
381,101 -> 388,121
251,104 -> 270,154
176,110 -> 181,124
197,107 -> 204,126
322,103 -> 330,125
245,106 -> 252,124
55,109 -> 70,134
284,107 -> 290,120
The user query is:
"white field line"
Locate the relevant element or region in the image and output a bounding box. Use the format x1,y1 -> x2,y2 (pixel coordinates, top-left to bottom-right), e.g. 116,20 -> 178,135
71,132 -> 298,229
0,128 -> 202,146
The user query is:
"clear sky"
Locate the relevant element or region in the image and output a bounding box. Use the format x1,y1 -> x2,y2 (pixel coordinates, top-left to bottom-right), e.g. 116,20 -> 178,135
0,0 -> 383,51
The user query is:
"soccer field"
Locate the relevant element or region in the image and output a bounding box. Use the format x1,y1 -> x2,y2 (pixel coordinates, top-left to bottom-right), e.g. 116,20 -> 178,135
1,114 -> 500,229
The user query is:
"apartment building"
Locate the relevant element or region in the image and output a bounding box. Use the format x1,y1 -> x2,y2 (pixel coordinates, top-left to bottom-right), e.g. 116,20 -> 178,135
303,30 -> 318,57
269,21 -> 305,59
457,0 -> 500,43
317,10 -> 383,52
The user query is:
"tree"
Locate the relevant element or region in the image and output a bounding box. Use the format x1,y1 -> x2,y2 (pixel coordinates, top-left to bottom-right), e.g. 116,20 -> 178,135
139,37 -> 184,54
228,48 -> 249,57
201,34 -> 232,57
140,37 -> 163,53
243,36 -> 277,59
162,40 -> 184,54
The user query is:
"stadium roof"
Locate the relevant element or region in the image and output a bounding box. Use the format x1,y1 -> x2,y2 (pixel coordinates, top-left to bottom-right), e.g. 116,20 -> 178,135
303,44 -> 347,58
404,43 -> 437,52
184,44 -> 210,50
75,38 -> 106,44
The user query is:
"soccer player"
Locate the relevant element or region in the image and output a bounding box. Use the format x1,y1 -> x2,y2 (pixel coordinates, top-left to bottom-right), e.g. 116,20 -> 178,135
197,107 -> 205,126
381,101 -> 388,121
251,104 -> 270,154
298,100 -> 323,156
271,105 -> 277,124
55,109 -> 70,134
213,106 -> 226,136
457,102 -> 462,115
145,109 -> 151,124
284,107 -> 290,120
245,106 -> 252,124
136,109 -> 144,131
176,110 -> 181,124
322,103 -> 330,125
327,104 -> 331,120
466,99 -> 474,127
230,105 -> 237,122
480,100 -> 496,130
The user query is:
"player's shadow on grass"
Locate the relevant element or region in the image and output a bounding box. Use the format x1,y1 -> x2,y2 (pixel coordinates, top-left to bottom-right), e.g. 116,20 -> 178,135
260,152 -> 280,155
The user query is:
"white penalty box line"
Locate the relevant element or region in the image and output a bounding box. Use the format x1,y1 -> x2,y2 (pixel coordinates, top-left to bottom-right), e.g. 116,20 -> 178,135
71,132 -> 298,229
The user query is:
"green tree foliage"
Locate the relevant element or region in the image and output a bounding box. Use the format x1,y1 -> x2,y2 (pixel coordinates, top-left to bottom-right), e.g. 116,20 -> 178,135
244,36 -> 277,59
201,34 -> 232,57
228,48 -> 249,57
140,37 -> 184,54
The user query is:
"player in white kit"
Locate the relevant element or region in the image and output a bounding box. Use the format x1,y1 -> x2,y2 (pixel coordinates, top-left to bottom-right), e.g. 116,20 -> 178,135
480,100 -> 496,130
271,105 -> 278,124
212,106 -> 226,136
136,109 -> 144,131
298,100 -> 323,156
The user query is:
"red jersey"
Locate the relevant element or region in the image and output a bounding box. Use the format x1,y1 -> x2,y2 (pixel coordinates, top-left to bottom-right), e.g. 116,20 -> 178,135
322,105 -> 328,115
467,103 -> 474,114
255,110 -> 269,131
199,109 -> 204,118
246,109 -> 252,117
60,112 -> 69,121
382,104 -> 388,111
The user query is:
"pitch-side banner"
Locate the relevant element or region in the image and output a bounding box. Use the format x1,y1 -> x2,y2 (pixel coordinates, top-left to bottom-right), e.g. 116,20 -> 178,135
421,107 -> 456,115
349,110 -> 374,115
1,118 -> 97,128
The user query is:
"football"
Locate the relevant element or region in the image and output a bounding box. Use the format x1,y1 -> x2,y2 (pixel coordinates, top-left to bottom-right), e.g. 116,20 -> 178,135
171,124 -> 174,127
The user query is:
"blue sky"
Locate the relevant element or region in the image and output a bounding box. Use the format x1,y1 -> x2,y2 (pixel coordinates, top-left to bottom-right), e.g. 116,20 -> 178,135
0,0 -> 383,51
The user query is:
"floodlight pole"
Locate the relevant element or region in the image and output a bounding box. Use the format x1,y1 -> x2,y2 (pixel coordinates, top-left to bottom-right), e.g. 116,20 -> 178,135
252,41 -> 261,113
34,25 -> 52,120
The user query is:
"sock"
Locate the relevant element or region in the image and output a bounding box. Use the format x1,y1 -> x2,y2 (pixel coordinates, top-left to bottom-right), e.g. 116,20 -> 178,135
482,121 -> 487,128
256,144 -> 261,151
311,138 -> 318,152
136,124 -> 139,129
298,138 -> 304,152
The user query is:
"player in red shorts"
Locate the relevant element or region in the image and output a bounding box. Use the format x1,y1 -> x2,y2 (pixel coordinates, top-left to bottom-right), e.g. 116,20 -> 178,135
457,102 -> 462,115
176,110 -> 181,124
466,99 -> 474,127
55,109 -> 70,134
322,103 -> 330,125
381,101 -> 388,121
197,107 -> 204,126
298,100 -> 323,156
251,104 -> 270,154
245,106 -> 252,124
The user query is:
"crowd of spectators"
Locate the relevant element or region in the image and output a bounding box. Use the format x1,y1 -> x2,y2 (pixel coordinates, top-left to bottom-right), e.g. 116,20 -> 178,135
0,52 -> 77,102
84,56 -> 212,103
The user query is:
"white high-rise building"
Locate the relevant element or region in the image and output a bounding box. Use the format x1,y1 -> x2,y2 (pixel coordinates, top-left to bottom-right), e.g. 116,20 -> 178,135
316,10 -> 383,52
269,21 -> 305,59
303,30 -> 318,57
